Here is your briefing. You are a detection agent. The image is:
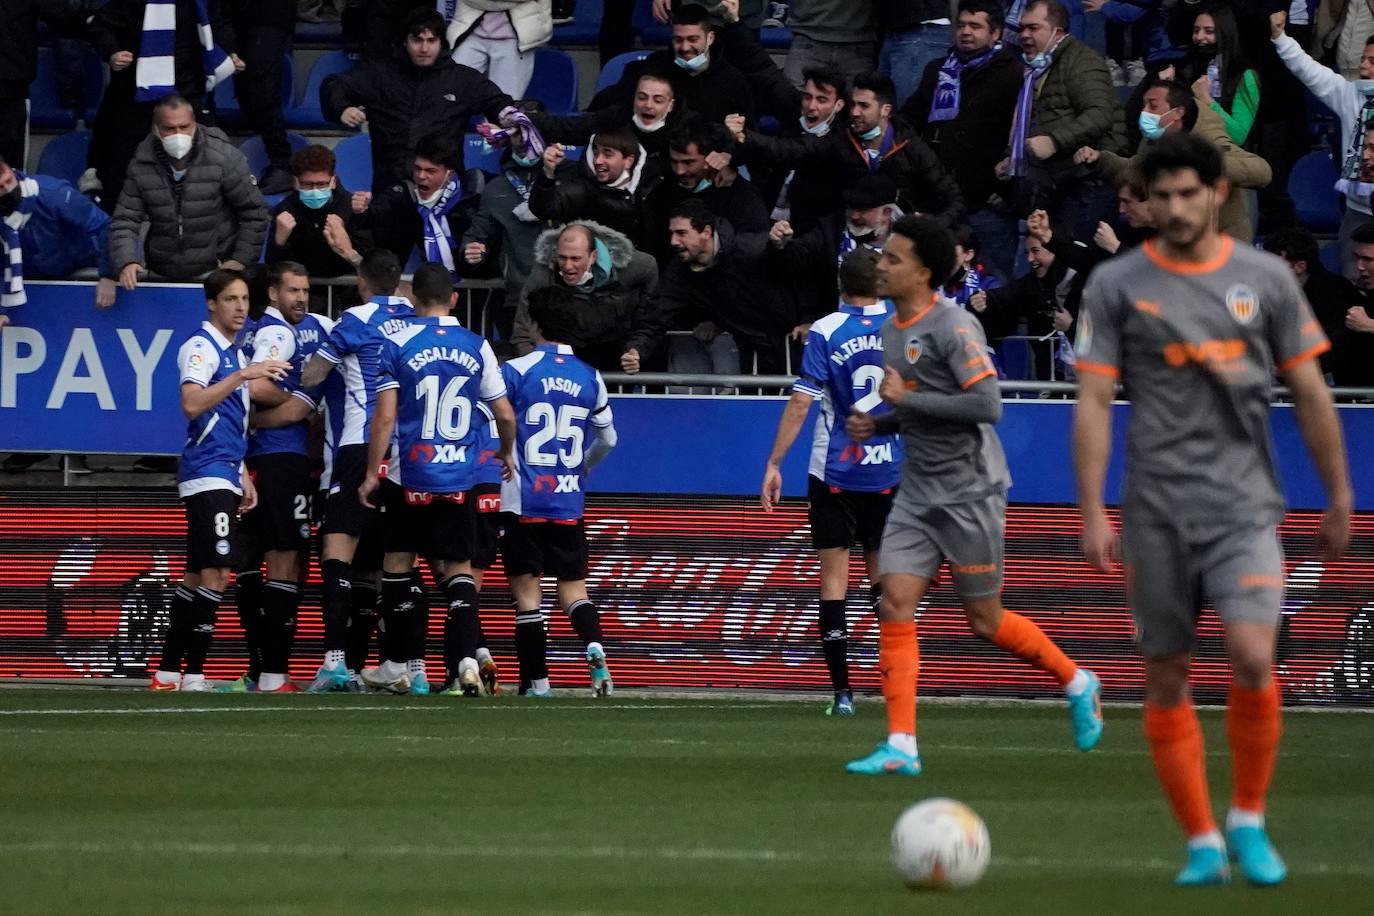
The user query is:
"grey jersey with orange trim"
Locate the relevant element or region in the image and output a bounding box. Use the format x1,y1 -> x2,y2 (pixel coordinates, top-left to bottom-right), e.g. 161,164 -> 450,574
882,299 -> 1012,507
1077,237 -> 1329,526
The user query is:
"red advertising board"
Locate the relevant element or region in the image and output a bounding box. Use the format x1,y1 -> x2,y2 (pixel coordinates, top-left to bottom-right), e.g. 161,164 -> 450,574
1,490 -> 1370,705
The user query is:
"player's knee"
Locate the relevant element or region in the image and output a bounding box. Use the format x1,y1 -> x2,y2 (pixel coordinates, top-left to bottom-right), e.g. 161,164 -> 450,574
1229,650 -> 1272,690
201,568 -> 231,593
967,613 -> 999,641
1143,655 -> 1191,706
877,593 -> 912,622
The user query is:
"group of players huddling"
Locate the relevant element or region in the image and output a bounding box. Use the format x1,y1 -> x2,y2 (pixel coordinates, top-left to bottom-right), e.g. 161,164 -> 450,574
152,252 -> 616,700
150,132 -> 1351,889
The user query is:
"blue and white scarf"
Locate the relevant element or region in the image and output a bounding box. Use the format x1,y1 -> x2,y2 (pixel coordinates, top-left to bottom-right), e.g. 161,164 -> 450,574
928,43 -> 1002,124
419,175 -> 464,277
135,0 -> 235,103
1,173 -> 40,308
1007,38 -> 1063,179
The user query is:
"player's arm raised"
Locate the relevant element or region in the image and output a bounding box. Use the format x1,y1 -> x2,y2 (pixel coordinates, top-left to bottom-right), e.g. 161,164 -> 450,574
1283,356 -> 1353,559
1073,369 -> 1118,572
761,391 -> 813,511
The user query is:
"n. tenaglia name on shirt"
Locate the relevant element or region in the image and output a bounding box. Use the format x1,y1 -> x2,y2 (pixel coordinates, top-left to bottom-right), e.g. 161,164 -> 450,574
830,334 -> 882,365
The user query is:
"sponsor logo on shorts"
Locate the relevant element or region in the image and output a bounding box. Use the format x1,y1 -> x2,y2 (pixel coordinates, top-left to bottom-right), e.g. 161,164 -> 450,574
215,539 -> 231,556
1226,285 -> 1259,325
476,493 -> 501,512
953,563 -> 998,575
1239,574 -> 1284,590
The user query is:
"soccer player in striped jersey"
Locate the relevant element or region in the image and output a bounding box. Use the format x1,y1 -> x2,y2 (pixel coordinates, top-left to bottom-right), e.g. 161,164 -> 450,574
501,287 -> 618,697
1075,134 -> 1351,886
294,250 -> 414,692
226,262 -> 335,693
761,247 -> 900,716
843,216 -> 1103,777
152,270 -> 289,691
360,263 -> 516,697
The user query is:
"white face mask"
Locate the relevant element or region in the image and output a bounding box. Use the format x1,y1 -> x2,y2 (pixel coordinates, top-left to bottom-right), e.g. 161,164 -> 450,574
634,113 -> 669,133
417,186 -> 444,207
160,132 -> 193,160
800,115 -> 833,137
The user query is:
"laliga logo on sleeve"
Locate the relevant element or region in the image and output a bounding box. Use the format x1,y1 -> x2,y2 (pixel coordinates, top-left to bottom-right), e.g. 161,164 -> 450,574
1226,285 -> 1258,325
905,337 -> 922,364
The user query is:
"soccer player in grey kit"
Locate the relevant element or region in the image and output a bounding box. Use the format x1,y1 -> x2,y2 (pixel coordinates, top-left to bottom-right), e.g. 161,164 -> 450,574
1074,133 -> 1352,887
844,215 -> 1103,778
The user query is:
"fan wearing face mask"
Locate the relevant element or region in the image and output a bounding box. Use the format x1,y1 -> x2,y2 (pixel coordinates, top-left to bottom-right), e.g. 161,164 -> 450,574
585,4 -> 758,130
109,94 -> 269,291
267,144 -> 373,280
1071,78 -> 1271,242
1271,10 -> 1374,275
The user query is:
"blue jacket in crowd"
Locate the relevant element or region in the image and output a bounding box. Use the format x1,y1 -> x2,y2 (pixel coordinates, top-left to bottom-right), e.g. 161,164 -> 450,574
21,175 -> 113,279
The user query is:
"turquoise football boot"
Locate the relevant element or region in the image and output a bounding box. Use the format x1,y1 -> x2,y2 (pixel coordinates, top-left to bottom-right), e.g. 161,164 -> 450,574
1175,845 -> 1231,887
307,665 -> 351,694
844,742 -> 922,776
409,671 -> 431,696
1067,669 -> 1104,751
1227,826 -> 1287,886
587,645 -> 613,697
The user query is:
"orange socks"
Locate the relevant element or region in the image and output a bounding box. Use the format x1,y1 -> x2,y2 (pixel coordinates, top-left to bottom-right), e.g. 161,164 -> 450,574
1144,702 -> 1217,838
1228,680 -> 1281,814
990,610 -> 1077,686
879,620 -> 919,737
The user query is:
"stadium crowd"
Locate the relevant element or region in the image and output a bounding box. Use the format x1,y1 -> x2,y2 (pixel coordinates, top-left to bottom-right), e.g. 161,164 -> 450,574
3,0 -> 1374,393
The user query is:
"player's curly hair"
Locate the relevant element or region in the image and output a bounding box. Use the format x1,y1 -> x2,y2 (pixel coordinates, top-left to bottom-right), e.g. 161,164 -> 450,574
1138,132 -> 1224,188
889,216 -> 957,289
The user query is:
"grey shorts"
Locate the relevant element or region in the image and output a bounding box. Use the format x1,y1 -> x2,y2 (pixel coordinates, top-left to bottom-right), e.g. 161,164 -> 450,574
1121,514 -> 1285,658
878,494 -> 1005,598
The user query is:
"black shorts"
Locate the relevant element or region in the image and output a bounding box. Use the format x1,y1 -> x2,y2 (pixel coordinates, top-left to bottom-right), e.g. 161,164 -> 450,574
470,482 -> 503,570
808,475 -> 895,552
242,452 -> 313,553
320,443 -> 378,538
381,482 -> 477,563
184,488 -> 241,573
500,514 -> 588,581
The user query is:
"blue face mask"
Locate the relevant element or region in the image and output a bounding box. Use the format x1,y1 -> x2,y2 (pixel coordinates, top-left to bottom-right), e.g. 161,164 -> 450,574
675,51 -> 709,72
299,187 -> 332,209
1022,51 -> 1048,70
511,152 -> 539,167
857,123 -> 883,142
1138,111 -> 1167,141
692,177 -> 711,193
799,115 -> 831,137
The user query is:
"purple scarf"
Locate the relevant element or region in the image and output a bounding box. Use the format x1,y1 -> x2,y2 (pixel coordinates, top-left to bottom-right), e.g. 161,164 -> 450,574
1008,37 -> 1064,178
928,43 -> 1003,124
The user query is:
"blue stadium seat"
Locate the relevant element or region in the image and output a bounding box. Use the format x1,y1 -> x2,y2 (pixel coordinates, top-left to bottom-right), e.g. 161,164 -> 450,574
294,20 -> 344,44
596,51 -> 651,93
524,48 -> 578,115
1289,150 -> 1342,234
35,131 -> 91,185
239,132 -> 310,179
759,26 -> 793,49
633,2 -> 672,48
287,50 -> 361,129
29,47 -> 77,130
213,55 -> 294,128
464,133 -> 504,175
565,145 -> 584,161
552,0 -> 602,45
332,133 -> 373,193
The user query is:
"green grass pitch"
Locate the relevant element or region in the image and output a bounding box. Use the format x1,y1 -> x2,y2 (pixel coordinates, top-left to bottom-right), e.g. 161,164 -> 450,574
2,689 -> 1372,916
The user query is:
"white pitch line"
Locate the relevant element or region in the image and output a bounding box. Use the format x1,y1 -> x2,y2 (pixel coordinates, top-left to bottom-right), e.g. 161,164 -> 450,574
0,839 -> 1369,878
0,702 -> 784,717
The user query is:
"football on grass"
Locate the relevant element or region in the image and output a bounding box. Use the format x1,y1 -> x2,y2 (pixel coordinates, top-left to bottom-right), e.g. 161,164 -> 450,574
891,798 -> 991,890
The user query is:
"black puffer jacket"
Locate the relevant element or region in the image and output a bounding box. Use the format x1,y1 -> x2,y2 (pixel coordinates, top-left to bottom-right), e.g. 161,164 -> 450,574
529,142 -> 652,245
0,1 -> 81,100
900,47 -> 1025,211
109,126 -> 268,278
514,221 -> 659,371
320,52 -> 512,191
739,121 -> 966,228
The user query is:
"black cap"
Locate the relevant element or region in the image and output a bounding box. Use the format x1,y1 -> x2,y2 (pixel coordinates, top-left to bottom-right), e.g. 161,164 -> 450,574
843,174 -> 898,211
